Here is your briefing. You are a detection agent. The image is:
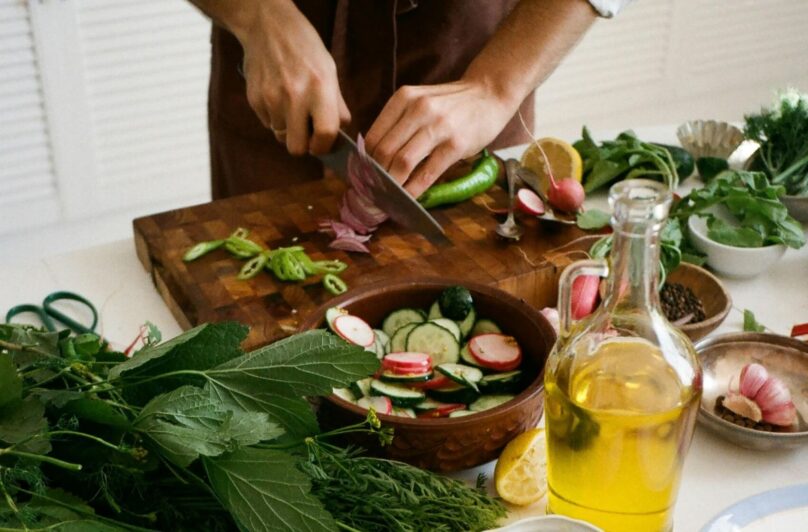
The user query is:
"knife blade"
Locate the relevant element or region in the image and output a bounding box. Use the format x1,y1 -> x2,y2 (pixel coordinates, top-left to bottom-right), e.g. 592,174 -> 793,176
317,130 -> 449,244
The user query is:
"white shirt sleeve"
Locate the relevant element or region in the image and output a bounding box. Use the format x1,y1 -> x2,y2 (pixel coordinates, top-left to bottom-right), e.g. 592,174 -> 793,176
588,0 -> 634,18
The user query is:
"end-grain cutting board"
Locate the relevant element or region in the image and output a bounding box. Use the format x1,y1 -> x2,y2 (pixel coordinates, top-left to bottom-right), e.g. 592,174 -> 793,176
133,176 -> 585,350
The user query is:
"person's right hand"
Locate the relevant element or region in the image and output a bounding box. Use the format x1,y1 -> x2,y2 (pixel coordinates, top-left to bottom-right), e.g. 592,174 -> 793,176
236,1 -> 350,155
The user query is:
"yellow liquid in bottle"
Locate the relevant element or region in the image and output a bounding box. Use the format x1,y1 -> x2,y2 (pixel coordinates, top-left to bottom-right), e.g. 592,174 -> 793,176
545,337 -> 700,532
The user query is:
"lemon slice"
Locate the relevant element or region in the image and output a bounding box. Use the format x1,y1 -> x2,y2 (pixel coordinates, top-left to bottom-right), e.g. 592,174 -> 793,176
520,137 -> 583,195
494,427 -> 548,506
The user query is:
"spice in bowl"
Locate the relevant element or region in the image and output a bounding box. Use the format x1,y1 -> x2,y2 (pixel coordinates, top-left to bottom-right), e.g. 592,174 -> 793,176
661,282 -> 706,325
716,363 -> 798,431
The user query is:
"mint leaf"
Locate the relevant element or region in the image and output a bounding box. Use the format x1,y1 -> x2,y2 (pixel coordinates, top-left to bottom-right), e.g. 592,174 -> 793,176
743,309 -> 766,332
576,209 -> 611,230
135,385 -> 282,467
0,396 -> 50,454
204,448 -> 335,532
206,330 -> 379,399
0,353 -> 22,408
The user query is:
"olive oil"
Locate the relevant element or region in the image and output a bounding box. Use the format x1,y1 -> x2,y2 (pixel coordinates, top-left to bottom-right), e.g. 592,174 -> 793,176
545,337 -> 700,532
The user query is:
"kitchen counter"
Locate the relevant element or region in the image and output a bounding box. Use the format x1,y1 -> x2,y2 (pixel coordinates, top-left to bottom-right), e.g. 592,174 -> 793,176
2,126 -> 807,531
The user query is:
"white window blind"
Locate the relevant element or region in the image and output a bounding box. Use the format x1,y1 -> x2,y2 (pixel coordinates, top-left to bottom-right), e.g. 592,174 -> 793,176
0,0 -> 60,233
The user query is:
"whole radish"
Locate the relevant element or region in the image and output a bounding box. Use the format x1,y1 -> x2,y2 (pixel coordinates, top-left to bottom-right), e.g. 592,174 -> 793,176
547,176 -> 586,213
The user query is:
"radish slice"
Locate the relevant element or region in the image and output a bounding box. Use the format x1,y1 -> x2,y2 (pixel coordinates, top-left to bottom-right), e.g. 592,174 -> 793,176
469,334 -> 522,371
357,396 -> 393,415
517,188 -> 545,215
409,373 -> 451,390
417,403 -> 466,418
333,315 -> 376,347
382,352 -> 432,371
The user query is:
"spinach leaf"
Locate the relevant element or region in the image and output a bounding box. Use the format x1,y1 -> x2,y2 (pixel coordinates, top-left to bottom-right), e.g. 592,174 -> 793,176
576,208 -> 611,230
204,447 -> 335,532
743,310 -> 766,333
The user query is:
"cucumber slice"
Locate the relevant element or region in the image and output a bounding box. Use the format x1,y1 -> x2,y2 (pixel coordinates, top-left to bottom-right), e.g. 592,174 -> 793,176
382,308 -> 426,338
426,383 -> 479,405
471,318 -> 502,337
427,301 -> 442,320
469,394 -> 515,412
326,307 -> 349,332
370,379 -> 426,407
448,410 -> 476,418
350,377 -> 373,399
458,306 -> 476,338
430,318 -> 462,341
436,363 -> 483,391
379,370 -> 432,383
413,397 -> 445,412
374,329 -> 391,355
391,407 -> 417,418
390,323 -> 418,353
332,387 -> 356,403
479,371 -> 523,394
459,343 -> 484,368
406,323 -> 460,366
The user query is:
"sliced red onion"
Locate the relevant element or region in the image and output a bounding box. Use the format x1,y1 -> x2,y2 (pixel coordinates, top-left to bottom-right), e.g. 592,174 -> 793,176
330,236 -> 370,253
671,313 -> 695,327
339,200 -> 375,235
345,188 -> 388,227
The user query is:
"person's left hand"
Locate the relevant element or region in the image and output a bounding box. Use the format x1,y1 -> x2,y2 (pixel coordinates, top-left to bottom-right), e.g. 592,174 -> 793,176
364,80 -> 517,198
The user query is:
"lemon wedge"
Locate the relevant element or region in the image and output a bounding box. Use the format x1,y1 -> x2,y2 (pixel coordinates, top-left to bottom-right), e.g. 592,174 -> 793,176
520,137 -> 583,195
494,427 -> 548,506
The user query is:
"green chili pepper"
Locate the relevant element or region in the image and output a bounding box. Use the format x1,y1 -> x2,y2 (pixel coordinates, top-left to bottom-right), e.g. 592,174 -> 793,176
230,227 -> 250,239
237,252 -> 269,280
225,241 -> 256,259
183,240 -> 224,262
322,273 -> 348,295
270,254 -> 288,280
280,252 -> 306,281
418,149 -> 499,209
227,236 -> 264,255
313,259 -> 348,274
292,250 -> 316,275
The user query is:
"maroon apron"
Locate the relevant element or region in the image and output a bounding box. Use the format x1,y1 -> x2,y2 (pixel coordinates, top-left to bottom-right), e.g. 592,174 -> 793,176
209,0 -> 534,199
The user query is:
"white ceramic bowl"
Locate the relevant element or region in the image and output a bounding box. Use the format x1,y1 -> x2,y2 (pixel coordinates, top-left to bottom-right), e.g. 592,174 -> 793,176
487,515 -> 602,532
688,216 -> 786,278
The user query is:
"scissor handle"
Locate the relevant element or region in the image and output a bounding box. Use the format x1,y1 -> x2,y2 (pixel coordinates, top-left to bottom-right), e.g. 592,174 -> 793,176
5,304 -> 58,331
42,291 -> 98,335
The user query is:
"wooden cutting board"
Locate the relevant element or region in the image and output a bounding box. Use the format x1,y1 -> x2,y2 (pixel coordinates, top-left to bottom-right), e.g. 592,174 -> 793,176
133,176 -> 587,350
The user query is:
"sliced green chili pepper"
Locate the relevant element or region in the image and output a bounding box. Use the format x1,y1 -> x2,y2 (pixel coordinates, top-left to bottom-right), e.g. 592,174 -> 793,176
292,250 -> 316,275
225,241 -> 257,259
183,240 -> 224,262
237,252 -> 269,280
313,259 -> 348,274
322,273 -> 348,295
226,236 -> 264,255
280,252 -> 306,281
418,149 -> 499,209
270,254 -> 288,280
230,227 -> 250,239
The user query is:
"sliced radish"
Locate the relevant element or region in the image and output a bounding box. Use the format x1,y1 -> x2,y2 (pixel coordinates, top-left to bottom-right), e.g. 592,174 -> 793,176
382,352 -> 432,371
517,188 -> 545,215
469,334 -> 522,371
409,373 -> 451,390
357,396 -> 393,415
417,403 -> 467,418
333,315 -> 376,347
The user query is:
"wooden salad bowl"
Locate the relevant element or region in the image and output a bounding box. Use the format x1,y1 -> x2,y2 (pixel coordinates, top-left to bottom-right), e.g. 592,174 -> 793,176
299,277 -> 556,472
558,235 -> 731,341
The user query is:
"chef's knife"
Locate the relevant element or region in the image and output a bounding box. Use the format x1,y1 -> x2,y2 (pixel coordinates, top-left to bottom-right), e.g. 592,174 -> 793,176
317,130 -> 449,244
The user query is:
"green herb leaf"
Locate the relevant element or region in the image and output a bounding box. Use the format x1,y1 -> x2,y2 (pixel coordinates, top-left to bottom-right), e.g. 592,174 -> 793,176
205,447 -> 335,532
576,209 -> 611,230
0,396 -> 50,454
135,385 -> 282,467
59,398 -> 130,430
743,309 -> 766,332
206,385 -> 319,438
0,353 -> 22,408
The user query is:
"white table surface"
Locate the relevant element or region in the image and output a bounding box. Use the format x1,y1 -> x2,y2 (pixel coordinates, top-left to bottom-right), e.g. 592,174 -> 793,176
2,126 -> 807,532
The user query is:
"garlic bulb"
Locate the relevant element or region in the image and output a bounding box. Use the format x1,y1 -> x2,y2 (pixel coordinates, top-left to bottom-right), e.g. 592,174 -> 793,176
724,363 -> 797,427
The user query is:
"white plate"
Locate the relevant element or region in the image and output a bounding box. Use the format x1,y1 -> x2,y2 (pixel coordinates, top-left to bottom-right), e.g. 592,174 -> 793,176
701,483 -> 808,531
487,515 -> 602,532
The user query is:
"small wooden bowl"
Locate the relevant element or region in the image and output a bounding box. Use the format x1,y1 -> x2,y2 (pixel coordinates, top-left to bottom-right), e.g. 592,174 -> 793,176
666,262 -> 732,341
299,277 -> 556,472
556,235 -> 731,341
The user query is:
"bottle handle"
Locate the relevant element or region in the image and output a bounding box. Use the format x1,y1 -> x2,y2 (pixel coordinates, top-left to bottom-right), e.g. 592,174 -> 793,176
558,259 -> 610,335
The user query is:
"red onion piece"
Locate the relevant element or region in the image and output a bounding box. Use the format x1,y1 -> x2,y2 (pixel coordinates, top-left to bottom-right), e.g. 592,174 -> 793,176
339,200 -> 375,234
329,236 -> 370,253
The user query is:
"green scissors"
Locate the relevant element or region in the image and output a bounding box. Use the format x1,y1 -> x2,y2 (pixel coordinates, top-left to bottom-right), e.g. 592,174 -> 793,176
5,291 -> 98,335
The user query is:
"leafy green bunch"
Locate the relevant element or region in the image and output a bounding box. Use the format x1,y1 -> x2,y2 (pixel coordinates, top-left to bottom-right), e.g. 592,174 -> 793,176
744,88 -> 808,196
671,169 -> 806,249
0,322 -> 506,532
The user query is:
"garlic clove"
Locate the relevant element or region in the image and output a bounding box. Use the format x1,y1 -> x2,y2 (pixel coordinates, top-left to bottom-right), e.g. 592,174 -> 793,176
754,374 -> 793,409
723,392 -> 763,422
739,363 -> 769,398
762,401 -> 798,427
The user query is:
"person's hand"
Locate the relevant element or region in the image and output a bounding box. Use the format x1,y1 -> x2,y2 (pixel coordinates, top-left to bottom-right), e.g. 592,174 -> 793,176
237,2 -> 350,155
364,80 -> 516,198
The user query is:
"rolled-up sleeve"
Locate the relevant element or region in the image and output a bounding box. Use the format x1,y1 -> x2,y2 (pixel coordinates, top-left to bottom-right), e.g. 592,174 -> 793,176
587,0 -> 634,18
